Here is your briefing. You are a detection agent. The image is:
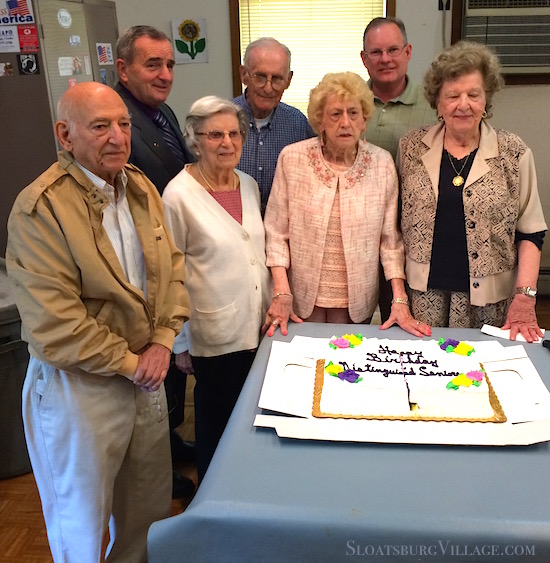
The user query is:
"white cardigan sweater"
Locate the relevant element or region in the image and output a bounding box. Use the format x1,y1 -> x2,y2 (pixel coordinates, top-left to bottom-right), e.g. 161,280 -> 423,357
163,167 -> 271,357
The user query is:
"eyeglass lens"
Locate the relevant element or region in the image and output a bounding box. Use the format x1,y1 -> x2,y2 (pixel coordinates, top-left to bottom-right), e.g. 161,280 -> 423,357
250,72 -> 285,89
198,130 -> 242,141
366,45 -> 405,60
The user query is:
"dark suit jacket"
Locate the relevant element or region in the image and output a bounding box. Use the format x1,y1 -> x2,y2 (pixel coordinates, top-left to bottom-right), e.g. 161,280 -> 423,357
115,82 -> 194,194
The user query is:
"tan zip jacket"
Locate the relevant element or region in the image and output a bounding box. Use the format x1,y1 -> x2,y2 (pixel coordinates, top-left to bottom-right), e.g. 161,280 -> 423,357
6,151 -> 189,379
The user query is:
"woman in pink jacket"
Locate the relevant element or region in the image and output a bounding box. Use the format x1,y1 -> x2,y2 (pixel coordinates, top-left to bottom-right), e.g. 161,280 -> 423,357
264,72 -> 429,338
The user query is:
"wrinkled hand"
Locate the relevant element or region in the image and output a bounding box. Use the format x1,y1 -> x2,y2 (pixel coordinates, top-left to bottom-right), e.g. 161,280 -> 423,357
261,294 -> 303,337
380,303 -> 432,337
502,294 -> 543,343
175,351 -> 194,374
133,343 -> 171,391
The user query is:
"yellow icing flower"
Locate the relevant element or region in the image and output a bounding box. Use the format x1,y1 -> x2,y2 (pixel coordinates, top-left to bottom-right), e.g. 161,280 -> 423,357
343,333 -> 363,347
451,373 -> 474,387
179,20 -> 200,41
325,362 -> 343,375
453,342 -> 475,356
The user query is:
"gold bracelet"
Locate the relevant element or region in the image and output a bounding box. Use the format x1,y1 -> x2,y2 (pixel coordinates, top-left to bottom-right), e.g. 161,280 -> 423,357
273,292 -> 293,299
391,297 -> 409,306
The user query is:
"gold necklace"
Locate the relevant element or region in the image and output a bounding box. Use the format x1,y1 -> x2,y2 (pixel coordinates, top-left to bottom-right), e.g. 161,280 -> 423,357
198,162 -> 237,192
446,150 -> 472,187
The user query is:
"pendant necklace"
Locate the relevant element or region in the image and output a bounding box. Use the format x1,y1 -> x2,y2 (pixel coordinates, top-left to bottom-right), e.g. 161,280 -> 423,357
446,150 -> 471,187
198,162 -> 237,192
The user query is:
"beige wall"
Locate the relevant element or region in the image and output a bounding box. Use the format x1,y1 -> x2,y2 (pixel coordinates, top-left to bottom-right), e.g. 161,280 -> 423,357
115,0 -> 550,289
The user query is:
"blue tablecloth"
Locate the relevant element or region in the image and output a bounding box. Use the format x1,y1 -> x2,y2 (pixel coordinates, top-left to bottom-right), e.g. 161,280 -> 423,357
148,324 -> 550,562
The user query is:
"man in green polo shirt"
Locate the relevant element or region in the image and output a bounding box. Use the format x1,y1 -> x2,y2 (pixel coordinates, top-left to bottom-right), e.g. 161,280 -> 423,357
361,16 -> 436,322
361,16 -> 435,159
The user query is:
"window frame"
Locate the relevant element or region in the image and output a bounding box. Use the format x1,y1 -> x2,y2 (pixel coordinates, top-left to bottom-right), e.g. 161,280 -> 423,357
451,0 -> 550,85
228,0 -> 396,97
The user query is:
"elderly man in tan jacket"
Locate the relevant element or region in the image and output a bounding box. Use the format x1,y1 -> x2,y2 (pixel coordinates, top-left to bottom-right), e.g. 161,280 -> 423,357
6,82 -> 189,563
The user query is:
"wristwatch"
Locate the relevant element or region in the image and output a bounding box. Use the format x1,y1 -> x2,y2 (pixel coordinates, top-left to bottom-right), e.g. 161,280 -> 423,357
516,286 -> 537,298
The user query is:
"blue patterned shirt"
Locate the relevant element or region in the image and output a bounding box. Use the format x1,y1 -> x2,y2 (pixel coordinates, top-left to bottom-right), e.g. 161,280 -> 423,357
233,92 -> 315,212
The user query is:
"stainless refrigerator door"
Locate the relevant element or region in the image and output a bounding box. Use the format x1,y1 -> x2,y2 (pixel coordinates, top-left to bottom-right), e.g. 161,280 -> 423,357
36,0 -> 94,119
83,0 -> 119,88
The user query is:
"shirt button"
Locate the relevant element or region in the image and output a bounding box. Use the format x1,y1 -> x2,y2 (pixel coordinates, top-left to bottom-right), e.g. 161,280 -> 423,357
242,232 -> 249,240
258,166 -> 263,171
473,282 -> 480,289
251,258 -> 257,265
382,108 -> 386,113
259,141 -> 263,146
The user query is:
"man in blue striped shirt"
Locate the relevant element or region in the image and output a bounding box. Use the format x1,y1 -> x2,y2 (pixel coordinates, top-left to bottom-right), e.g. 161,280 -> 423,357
234,37 -> 315,213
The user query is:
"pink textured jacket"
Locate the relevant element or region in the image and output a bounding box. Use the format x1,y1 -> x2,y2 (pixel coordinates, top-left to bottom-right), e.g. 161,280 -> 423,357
264,137 -> 405,322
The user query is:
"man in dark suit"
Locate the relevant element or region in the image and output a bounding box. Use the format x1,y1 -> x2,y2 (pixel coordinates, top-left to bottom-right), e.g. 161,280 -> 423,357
115,25 -> 194,194
115,25 -> 195,498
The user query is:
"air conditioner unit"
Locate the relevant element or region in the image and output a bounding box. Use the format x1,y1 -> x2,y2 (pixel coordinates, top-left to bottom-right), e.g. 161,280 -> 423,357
463,0 -> 550,73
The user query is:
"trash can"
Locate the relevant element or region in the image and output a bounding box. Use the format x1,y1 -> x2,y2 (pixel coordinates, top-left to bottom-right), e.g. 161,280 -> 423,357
0,257 -> 31,479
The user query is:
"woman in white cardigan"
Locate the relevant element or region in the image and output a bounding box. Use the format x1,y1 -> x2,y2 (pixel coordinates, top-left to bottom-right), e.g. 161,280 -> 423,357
163,96 -> 271,483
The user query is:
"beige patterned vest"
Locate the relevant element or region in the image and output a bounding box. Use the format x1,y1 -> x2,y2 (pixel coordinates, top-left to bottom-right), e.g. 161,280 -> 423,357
400,127 -> 526,278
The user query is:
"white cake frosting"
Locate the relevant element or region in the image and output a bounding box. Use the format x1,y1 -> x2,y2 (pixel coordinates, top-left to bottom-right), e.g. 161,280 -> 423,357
316,337 -> 498,421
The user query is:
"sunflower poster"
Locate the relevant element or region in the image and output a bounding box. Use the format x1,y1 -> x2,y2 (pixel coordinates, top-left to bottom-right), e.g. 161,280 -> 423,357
171,18 -> 208,64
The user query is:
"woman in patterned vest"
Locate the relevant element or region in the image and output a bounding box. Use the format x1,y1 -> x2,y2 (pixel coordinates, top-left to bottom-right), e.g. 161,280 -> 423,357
398,41 -> 546,342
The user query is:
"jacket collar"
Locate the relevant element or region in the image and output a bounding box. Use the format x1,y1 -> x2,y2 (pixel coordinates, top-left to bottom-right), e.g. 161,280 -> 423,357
421,120 -> 498,191
368,75 -> 416,105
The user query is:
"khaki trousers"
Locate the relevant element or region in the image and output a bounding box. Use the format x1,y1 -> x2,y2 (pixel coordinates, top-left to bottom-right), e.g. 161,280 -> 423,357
22,356 -> 172,563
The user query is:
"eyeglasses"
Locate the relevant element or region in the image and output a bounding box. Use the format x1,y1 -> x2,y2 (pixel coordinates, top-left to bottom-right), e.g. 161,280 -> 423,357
196,130 -> 243,141
246,70 -> 287,90
363,45 -> 407,61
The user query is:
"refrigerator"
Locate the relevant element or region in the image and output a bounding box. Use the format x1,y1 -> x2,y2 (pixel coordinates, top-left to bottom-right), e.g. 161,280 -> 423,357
0,0 -> 119,256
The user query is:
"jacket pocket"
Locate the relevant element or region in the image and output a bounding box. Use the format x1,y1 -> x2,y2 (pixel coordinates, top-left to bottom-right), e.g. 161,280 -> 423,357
84,298 -> 115,326
30,358 -> 56,410
191,301 -> 237,349
153,224 -> 173,267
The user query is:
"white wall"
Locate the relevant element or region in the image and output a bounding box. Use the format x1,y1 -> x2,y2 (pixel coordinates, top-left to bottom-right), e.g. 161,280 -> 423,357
114,0 -> 234,123
396,0 -> 453,83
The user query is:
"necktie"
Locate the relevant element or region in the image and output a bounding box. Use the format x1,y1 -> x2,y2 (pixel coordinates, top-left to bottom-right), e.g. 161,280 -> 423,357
152,110 -> 186,165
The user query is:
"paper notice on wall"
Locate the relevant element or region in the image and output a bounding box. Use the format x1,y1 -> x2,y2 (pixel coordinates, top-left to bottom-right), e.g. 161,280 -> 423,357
0,25 -> 19,52
0,60 -> 14,76
84,55 -> 91,76
96,43 -> 113,65
58,56 -> 73,76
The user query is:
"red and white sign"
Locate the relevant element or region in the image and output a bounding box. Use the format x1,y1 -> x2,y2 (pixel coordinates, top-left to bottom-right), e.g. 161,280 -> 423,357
17,23 -> 37,52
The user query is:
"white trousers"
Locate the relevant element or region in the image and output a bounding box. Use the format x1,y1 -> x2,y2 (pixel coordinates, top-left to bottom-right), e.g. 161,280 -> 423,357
22,356 -> 172,563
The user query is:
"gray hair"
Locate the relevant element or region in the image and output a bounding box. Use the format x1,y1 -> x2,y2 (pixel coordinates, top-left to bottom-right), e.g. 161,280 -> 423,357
423,41 -> 504,118
117,25 -> 170,64
363,17 -> 408,48
184,96 -> 249,153
243,37 -> 291,71
57,93 -> 74,130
